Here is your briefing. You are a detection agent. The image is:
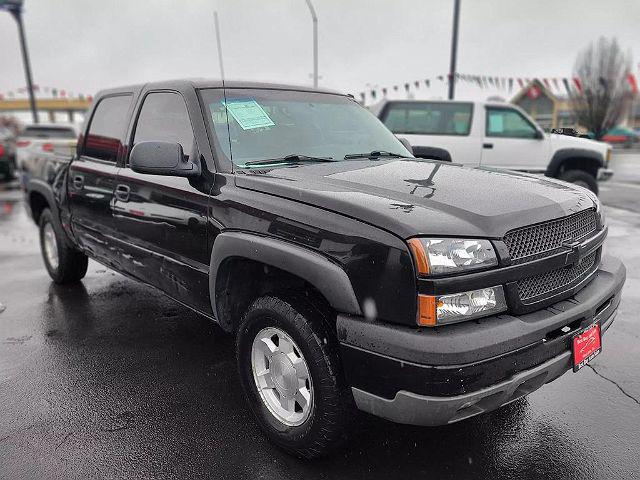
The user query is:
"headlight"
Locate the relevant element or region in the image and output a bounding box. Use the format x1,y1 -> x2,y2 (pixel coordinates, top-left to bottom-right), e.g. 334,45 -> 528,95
407,238 -> 498,275
418,286 -> 507,326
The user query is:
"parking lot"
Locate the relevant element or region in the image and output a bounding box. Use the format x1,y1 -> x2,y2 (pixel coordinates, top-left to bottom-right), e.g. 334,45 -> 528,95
1,155 -> 639,479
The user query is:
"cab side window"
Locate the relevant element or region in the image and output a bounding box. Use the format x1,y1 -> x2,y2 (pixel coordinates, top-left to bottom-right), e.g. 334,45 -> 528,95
382,102 -> 472,136
133,92 -> 195,159
84,94 -> 132,162
486,108 -> 538,139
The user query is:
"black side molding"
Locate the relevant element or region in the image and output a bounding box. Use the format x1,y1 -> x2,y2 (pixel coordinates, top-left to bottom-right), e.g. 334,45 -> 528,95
209,232 -> 362,331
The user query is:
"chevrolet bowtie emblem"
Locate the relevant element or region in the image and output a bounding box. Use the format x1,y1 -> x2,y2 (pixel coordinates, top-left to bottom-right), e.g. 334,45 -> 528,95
561,240 -> 581,267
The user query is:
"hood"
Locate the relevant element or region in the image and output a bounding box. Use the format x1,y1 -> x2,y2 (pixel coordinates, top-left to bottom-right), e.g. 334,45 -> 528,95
548,133 -> 610,156
235,159 -> 596,239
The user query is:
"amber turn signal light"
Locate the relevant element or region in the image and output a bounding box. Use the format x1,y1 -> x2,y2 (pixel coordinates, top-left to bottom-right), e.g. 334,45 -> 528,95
417,294 -> 437,326
407,238 -> 429,275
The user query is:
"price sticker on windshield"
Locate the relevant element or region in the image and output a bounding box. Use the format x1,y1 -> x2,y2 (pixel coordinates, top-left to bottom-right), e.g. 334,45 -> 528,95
223,100 -> 275,130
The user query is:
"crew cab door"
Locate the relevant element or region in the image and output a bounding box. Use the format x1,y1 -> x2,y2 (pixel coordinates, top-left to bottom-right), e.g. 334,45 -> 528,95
480,106 -> 549,171
68,94 -> 133,264
112,90 -> 211,312
379,101 -> 480,165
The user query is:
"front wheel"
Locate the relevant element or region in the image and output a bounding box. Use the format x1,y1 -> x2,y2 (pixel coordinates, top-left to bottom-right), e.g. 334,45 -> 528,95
236,295 -> 353,459
39,208 -> 88,284
558,169 -> 598,195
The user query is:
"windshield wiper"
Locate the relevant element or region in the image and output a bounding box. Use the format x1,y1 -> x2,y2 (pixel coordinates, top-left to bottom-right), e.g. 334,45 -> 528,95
242,154 -> 335,167
343,150 -> 405,160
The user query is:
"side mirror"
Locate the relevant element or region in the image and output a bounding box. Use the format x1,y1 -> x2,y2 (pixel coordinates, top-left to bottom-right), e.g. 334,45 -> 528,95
129,141 -> 200,177
398,137 -> 414,155
534,130 -> 545,140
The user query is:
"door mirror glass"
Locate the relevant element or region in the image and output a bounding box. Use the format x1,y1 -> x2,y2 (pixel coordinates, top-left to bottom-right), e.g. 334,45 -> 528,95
129,141 -> 200,177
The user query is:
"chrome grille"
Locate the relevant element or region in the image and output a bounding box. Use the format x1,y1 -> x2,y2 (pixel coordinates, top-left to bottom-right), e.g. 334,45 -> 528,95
517,250 -> 598,302
503,209 -> 597,263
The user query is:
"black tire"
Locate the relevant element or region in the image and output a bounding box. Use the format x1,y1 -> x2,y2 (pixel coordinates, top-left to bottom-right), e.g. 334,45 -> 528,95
558,169 -> 598,195
236,294 -> 353,459
39,208 -> 88,284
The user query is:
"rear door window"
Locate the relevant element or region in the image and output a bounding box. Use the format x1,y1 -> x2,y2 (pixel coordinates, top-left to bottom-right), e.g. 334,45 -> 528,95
132,92 -> 195,159
84,95 -> 132,162
382,102 -> 473,135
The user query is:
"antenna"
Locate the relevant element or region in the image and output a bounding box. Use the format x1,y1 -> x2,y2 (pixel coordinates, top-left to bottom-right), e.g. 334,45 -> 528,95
213,11 -> 225,82
214,10 -> 233,165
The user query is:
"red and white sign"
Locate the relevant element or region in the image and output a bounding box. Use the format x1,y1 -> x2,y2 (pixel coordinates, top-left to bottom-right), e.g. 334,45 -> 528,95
526,85 -> 541,99
572,322 -> 602,372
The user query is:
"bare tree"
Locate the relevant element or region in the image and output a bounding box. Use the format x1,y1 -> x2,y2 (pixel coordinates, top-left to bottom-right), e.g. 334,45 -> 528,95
571,37 -> 632,139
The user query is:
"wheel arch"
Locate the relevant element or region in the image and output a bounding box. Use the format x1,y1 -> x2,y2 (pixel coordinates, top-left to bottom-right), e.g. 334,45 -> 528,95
209,232 -> 362,332
546,148 -> 603,179
27,179 -> 57,225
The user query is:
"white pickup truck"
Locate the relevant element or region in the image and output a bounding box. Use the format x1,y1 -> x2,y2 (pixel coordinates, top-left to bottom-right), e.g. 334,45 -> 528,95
373,100 -> 612,194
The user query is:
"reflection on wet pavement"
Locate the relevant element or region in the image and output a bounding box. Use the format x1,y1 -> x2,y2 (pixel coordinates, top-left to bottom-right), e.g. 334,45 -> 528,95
1,190 -> 639,479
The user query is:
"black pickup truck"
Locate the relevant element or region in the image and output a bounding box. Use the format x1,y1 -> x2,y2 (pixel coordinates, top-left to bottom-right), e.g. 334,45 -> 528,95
24,80 -> 625,458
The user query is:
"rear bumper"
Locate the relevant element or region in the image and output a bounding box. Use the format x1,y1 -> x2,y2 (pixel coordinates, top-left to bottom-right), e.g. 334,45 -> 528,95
337,254 -> 625,426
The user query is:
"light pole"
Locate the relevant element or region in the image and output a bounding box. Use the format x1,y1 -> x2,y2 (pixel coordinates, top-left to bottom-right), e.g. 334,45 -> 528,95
305,0 -> 318,88
447,0 -> 461,100
1,0 -> 38,123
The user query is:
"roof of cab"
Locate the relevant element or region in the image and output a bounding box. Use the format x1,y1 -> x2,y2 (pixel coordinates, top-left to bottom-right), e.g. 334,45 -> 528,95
94,78 -> 346,98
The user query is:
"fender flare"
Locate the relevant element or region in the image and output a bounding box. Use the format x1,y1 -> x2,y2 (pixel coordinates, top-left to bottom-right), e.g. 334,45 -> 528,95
411,146 -> 452,162
209,232 -> 362,331
26,178 -> 59,221
546,148 -> 603,177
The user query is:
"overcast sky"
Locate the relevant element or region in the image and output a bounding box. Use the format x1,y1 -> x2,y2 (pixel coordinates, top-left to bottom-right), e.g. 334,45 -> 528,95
1,0 -> 639,105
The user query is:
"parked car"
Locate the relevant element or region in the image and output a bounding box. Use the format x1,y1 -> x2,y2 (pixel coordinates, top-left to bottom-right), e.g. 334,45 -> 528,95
24,80 -> 625,458
0,126 -> 17,181
372,100 -> 612,194
598,126 -> 639,148
16,123 -> 78,172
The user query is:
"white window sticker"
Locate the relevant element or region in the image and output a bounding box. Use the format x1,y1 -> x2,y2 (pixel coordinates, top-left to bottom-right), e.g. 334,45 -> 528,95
489,113 -> 504,133
223,100 -> 275,130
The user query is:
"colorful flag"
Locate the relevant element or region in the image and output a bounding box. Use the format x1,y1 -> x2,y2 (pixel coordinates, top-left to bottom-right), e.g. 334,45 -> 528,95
627,73 -> 638,94
573,78 -> 583,94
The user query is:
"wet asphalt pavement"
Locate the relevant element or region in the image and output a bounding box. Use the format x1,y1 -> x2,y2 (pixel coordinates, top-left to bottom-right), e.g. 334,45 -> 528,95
1,165 -> 640,479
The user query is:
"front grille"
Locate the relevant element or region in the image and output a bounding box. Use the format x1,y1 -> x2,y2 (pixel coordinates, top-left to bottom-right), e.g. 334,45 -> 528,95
504,209 -> 597,263
517,250 -> 598,302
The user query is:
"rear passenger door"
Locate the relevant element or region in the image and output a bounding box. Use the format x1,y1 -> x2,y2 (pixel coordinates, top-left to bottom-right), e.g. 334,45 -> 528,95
112,91 -> 211,312
68,94 -> 133,264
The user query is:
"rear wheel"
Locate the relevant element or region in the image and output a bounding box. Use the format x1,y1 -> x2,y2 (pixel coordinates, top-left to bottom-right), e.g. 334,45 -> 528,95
558,169 -> 598,195
236,294 -> 353,458
39,208 -> 88,284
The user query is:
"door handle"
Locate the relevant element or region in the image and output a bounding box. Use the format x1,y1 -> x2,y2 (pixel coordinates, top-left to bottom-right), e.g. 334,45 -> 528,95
483,143 -> 494,149
115,184 -> 130,202
73,175 -> 84,190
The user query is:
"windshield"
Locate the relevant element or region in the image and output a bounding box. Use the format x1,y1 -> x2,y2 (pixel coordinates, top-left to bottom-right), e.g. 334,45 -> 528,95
201,88 -> 411,168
